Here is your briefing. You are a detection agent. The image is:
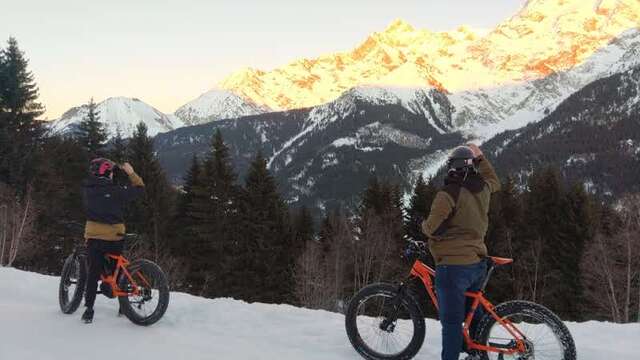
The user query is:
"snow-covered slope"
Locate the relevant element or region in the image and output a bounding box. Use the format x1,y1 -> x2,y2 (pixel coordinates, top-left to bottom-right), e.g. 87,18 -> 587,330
1,267 -> 638,360
450,27 -> 640,139
220,0 -> 640,112
481,64 -> 640,197
174,89 -> 270,126
51,97 -> 184,138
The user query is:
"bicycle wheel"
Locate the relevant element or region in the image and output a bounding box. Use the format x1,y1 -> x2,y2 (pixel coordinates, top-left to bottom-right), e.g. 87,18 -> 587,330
345,283 -> 425,360
58,253 -> 87,314
118,259 -> 170,326
475,300 -> 577,360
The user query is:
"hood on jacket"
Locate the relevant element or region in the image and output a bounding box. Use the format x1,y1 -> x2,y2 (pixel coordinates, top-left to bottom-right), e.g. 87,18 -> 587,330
444,172 -> 485,194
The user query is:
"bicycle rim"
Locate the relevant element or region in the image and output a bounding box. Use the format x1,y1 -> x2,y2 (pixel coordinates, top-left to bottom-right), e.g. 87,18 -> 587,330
354,293 -> 416,357
485,312 -> 564,360
62,258 -> 81,302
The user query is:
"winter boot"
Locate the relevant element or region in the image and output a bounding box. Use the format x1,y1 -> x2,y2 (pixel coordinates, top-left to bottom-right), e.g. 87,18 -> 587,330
81,307 -> 94,324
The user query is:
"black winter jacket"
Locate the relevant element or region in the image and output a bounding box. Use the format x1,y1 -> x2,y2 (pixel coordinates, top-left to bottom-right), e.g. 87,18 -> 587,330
83,176 -> 144,225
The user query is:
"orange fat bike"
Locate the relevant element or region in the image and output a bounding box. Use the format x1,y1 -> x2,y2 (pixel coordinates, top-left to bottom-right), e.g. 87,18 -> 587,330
345,239 -> 576,360
58,236 -> 170,326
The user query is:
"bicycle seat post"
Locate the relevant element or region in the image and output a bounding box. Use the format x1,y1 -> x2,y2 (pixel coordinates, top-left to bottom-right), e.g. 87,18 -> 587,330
480,258 -> 496,292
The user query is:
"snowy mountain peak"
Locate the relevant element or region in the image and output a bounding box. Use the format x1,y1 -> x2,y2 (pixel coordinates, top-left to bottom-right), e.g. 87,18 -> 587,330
219,0 -> 640,112
52,97 -> 183,138
174,89 -> 270,126
384,19 -> 415,34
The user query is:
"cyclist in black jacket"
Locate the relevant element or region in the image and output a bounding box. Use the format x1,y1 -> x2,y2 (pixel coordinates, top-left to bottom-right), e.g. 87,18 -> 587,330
82,158 -> 144,323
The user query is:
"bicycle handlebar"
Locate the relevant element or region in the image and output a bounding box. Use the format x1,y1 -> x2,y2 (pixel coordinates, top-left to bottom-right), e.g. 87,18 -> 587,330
403,235 -> 428,260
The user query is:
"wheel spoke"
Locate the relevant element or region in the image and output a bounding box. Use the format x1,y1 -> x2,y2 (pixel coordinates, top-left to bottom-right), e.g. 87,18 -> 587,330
486,311 -> 565,360
354,293 -> 415,357
123,267 -> 162,322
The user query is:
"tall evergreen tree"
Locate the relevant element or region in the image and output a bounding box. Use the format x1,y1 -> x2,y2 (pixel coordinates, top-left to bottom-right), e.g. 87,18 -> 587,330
0,38 -> 43,119
237,151 -> 293,303
486,176 -> 523,302
317,210 -> 335,255
109,127 -> 127,163
178,154 -> 201,220
0,37 -> 44,191
170,154 -> 201,258
26,136 -> 88,271
355,176 -> 406,289
187,130 -> 242,297
557,182 -> 594,320
321,207 -> 354,310
292,205 -> 314,257
520,166 -> 567,310
361,176 -> 383,213
0,43 -> 5,103
126,122 -> 174,261
405,175 -> 438,243
76,98 -> 106,157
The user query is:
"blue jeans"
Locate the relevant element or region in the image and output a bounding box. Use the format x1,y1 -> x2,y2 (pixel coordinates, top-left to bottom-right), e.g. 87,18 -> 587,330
435,260 -> 487,360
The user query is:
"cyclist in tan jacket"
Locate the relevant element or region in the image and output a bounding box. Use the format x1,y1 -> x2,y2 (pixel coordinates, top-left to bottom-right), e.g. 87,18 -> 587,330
422,144 -> 500,360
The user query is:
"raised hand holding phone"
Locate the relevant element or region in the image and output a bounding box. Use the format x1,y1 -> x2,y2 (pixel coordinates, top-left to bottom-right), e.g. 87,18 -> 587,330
119,162 -> 134,175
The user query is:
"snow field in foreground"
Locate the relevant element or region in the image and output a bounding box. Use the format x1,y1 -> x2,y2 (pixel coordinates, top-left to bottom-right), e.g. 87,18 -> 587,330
0,267 -> 638,360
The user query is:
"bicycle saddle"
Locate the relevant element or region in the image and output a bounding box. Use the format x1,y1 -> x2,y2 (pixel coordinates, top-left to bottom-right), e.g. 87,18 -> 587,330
488,256 -> 513,266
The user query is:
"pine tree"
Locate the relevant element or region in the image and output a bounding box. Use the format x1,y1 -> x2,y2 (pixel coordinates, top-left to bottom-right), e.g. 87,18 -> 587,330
178,154 -> 201,220
126,122 -> 174,262
0,43 -> 5,104
0,42 -> 9,182
380,182 -> 406,280
76,98 -> 106,157
405,175 -> 438,243
361,176 -> 383,213
292,205 -> 314,257
520,166 -> 566,309
317,210 -> 335,255
557,182 -> 594,320
0,38 -> 43,119
321,207 -> 354,311
486,176 -> 522,302
187,130 -> 242,297
109,127 -> 127,163
170,154 -> 201,258
355,176 -> 406,289
237,151 -> 293,303
0,37 -> 44,191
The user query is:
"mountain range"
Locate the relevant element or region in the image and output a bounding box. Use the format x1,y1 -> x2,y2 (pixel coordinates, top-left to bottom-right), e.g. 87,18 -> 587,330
50,97 -> 183,137
220,0 -> 640,111
53,0 -> 640,136
483,64 -> 640,197
51,0 -> 640,212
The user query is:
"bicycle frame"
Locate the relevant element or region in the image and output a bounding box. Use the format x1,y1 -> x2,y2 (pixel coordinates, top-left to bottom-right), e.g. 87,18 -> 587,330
100,254 -> 151,298
409,259 -> 527,355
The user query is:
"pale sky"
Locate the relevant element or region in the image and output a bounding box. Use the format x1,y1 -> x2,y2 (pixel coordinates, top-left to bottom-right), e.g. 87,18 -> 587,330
0,0 -> 523,119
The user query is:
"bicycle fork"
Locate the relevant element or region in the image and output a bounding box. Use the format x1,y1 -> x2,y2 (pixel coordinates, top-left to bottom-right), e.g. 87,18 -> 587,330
379,283 -> 409,333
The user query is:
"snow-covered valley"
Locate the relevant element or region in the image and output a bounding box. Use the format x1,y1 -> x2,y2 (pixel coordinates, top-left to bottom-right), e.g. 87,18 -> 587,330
1,267 -> 637,360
